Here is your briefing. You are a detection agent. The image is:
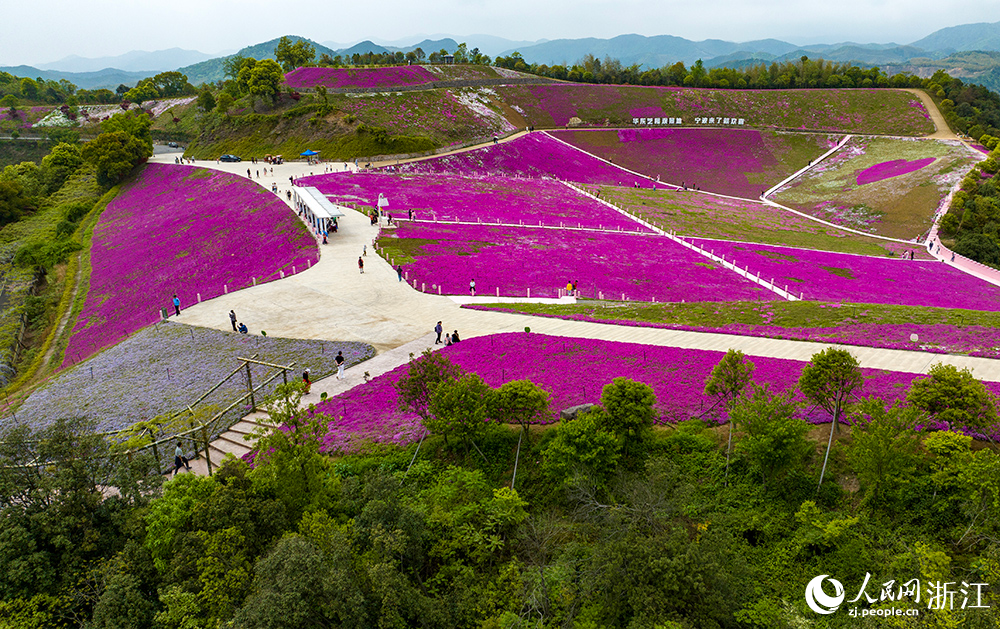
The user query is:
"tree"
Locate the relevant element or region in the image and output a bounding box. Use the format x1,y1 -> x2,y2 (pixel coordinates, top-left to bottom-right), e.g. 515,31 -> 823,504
799,347 -> 863,488
0,179 -> 31,227
215,92 -> 234,116
908,363 -> 998,437
704,349 -> 756,479
953,233 -> 1000,266
19,77 -> 37,100
1,94 -> 16,115
732,385 -> 810,488
124,80 -> 159,105
395,349 -> 463,424
847,398 -> 924,504
100,109 -> 153,152
597,377 -> 657,461
488,379 -> 550,485
246,59 -> 284,110
426,372 -> 492,455
82,131 -> 150,186
197,87 -> 216,113
542,410 -> 621,489
274,36 -> 316,72
151,71 -> 194,97
39,141 -> 82,193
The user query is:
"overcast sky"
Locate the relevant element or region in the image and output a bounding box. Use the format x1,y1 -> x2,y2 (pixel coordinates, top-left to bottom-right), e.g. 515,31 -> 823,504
2,0 -> 997,66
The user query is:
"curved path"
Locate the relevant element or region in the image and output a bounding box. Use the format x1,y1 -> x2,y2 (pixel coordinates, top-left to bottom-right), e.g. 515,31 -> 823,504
904,88 -> 957,141
148,153 -> 1000,383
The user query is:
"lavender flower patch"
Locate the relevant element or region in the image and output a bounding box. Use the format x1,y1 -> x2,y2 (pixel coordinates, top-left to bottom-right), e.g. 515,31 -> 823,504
383,222 -> 772,302
689,239 -> 1000,311
394,132 -> 655,186
11,322 -> 373,433
493,85 -> 935,135
550,128 -> 833,198
298,171 -> 648,231
284,66 -> 439,90
772,137 -> 976,239
63,164 -> 318,367
311,332 -> 997,452
856,158 -> 936,185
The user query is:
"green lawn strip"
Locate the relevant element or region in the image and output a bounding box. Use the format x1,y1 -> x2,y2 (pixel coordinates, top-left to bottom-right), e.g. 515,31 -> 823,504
471,299 -> 1000,338
599,186 -> 902,256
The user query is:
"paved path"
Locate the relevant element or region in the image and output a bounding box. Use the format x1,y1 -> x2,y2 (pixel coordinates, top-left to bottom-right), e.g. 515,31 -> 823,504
904,88 -> 958,141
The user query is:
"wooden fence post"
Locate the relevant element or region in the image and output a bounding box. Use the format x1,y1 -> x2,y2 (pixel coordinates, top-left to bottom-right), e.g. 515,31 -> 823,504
201,425 -> 213,476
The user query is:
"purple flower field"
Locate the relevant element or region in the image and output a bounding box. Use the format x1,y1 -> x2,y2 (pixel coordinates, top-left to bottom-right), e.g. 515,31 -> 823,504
856,158 -> 936,185
393,132 -> 655,186
284,66 -> 439,89
299,171 -> 648,231
381,222 -> 772,301
63,165 -> 318,367
689,239 -> 1000,310
551,128 -> 834,198
312,333 -> 999,451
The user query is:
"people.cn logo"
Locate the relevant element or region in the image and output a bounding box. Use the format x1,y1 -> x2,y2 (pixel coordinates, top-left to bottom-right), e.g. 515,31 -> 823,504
805,575 -> 846,614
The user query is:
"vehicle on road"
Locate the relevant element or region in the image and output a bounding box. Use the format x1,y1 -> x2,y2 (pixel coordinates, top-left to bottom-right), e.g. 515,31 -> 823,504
219,154 -> 242,162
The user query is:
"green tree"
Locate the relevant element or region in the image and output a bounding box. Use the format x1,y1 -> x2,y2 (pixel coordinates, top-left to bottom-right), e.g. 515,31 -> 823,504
704,349 -> 756,479
124,80 -> 159,105
542,410 -> 621,489
846,398 -> 924,504
196,87 -> 216,113
953,232 -> 1000,265
82,130 -> 150,186
151,71 -> 194,96
395,349 -> 463,424
597,377 -> 657,461
215,92 -> 234,116
908,363 -> 998,437
249,382 -> 338,520
0,178 -> 31,227
39,141 -> 82,193
246,59 -> 284,110
798,347 -> 863,487
274,36 -> 316,72
732,385 -> 810,488
1,94 -> 16,115
19,77 -> 38,100
426,372 -> 492,455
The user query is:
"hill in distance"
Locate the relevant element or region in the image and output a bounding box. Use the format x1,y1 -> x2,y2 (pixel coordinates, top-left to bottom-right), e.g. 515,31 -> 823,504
0,65 -> 156,90
178,36 -> 337,85
38,48 -> 223,73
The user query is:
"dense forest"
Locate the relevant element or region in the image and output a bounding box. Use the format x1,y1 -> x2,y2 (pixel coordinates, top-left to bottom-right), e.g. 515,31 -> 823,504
0,349 -> 997,628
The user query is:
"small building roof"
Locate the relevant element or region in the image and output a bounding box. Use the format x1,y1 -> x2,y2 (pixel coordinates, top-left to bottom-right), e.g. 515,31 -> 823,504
298,187 -> 346,219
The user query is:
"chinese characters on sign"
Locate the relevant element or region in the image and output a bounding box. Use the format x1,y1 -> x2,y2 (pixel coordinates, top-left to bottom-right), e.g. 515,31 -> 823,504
630,117 -> 746,126
806,573 -> 990,619
631,117 -> 685,125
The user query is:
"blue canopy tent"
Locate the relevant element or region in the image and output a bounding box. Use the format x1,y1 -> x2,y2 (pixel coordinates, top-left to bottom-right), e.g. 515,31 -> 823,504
300,149 -> 320,156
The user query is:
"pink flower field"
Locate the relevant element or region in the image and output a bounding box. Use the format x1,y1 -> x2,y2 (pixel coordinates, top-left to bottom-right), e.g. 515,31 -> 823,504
856,158 -> 936,185
312,333 -> 999,451
551,128 -> 834,198
299,171 -> 649,231
395,132 -> 659,186
689,239 -> 1000,310
63,164 -> 318,367
284,65 -> 439,89
381,222 -> 772,302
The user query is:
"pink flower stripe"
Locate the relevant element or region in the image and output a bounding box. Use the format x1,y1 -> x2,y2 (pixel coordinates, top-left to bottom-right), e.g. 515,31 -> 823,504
466,306 -> 1000,359
689,239 -> 1000,311
855,157 -> 936,185
299,171 -> 649,231
393,133 -> 656,186
63,164 -> 318,367
312,333 -> 1000,452
551,128 -> 832,198
382,222 -> 773,302
284,65 -> 439,89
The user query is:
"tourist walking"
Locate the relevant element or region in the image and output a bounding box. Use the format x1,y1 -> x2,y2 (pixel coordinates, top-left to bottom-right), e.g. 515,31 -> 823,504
469,279 -> 476,296
336,351 -> 345,379
434,321 -> 443,344
358,257 -> 364,273
172,294 -> 181,317
173,442 -> 191,475
229,310 -> 237,331
302,368 -> 311,393
397,265 -> 403,281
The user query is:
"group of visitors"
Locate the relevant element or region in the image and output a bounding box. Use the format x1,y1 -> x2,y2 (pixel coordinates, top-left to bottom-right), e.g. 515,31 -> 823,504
229,309 -> 248,334
434,321 -> 461,345
565,280 -> 580,296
